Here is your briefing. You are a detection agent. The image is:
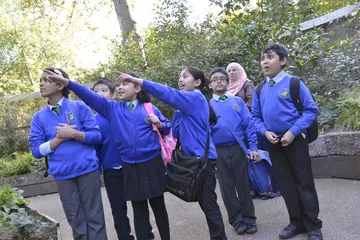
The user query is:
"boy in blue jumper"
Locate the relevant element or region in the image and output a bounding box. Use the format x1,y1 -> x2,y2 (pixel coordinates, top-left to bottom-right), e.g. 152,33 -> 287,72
209,68 -> 259,235
28,68 -> 107,240
252,43 -> 323,240
93,78 -> 155,240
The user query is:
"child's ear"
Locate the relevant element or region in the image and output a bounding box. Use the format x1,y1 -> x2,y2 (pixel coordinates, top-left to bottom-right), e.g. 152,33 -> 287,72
57,84 -> 64,91
194,79 -> 201,87
135,84 -> 141,93
280,56 -> 287,67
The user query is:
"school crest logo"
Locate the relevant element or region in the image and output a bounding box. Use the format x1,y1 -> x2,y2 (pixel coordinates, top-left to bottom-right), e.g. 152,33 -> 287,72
69,113 -> 75,121
279,88 -> 289,99
233,104 -> 240,112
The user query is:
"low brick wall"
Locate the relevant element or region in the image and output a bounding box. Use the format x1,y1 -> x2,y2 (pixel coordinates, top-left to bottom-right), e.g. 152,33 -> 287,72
310,132 -> 360,180
0,172 -> 105,198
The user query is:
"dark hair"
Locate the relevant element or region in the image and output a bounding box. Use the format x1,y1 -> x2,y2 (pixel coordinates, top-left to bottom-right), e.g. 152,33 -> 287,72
44,68 -> 70,98
183,66 -> 217,125
261,43 -> 288,69
127,72 -> 152,103
209,67 -> 229,82
93,78 -> 116,94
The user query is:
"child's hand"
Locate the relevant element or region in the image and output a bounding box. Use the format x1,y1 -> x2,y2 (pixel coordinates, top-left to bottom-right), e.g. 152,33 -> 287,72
149,115 -> 162,128
44,70 -> 69,86
249,151 -> 260,163
264,131 -> 279,144
281,131 -> 295,147
55,124 -> 77,139
113,70 -> 143,86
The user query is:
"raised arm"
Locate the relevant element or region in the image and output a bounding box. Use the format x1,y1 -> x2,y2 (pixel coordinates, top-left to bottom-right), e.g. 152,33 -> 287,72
45,71 -> 113,121
115,72 -> 199,115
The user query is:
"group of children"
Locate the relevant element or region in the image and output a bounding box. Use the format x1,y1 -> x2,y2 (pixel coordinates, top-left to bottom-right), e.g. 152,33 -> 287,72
28,43 -> 323,240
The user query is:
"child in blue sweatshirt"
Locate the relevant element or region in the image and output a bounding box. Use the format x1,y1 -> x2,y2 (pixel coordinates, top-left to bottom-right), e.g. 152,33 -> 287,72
92,78 -> 155,240
28,68 -> 107,240
209,68 -> 259,235
252,43 -> 323,240
117,66 -> 228,240
45,70 -> 171,240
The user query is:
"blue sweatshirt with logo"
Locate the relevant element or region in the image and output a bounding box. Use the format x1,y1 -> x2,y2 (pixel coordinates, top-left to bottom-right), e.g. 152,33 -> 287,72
251,73 -> 318,137
210,95 -> 257,153
142,80 -> 217,160
95,114 -> 122,169
29,99 -> 101,180
67,80 -> 171,164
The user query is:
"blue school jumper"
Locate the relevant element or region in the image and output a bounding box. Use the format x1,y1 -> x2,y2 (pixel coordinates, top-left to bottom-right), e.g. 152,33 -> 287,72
29,98 -> 101,180
210,94 -> 257,153
141,80 -> 217,160
251,71 -> 318,137
95,113 -> 122,169
66,81 -> 171,164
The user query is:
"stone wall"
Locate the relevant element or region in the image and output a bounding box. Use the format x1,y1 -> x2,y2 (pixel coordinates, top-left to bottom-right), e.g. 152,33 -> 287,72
0,172 -> 105,198
310,131 -> 360,179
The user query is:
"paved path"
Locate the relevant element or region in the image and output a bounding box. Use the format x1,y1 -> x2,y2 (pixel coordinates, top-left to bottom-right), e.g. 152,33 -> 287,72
28,178 -> 360,240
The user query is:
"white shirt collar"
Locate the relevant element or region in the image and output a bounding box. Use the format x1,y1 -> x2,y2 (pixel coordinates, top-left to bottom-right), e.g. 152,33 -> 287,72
126,99 -> 138,108
266,70 -> 288,84
47,97 -> 64,110
212,93 -> 229,101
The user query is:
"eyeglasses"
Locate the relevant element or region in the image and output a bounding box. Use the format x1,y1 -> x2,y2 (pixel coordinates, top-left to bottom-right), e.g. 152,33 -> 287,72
210,77 -> 227,83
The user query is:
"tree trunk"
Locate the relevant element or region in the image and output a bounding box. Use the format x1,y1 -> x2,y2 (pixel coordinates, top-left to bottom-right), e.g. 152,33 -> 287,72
112,0 -> 140,43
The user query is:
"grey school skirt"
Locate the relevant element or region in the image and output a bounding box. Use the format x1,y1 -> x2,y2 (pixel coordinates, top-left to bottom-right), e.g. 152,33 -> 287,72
122,154 -> 166,201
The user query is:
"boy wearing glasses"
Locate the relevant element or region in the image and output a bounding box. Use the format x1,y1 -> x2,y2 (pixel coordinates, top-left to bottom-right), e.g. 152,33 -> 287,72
209,67 -> 259,235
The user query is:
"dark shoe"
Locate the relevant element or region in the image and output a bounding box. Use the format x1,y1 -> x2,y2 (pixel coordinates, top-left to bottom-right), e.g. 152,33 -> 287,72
308,230 -> 323,240
235,222 -> 247,234
148,231 -> 155,240
279,224 -> 306,239
246,223 -> 258,234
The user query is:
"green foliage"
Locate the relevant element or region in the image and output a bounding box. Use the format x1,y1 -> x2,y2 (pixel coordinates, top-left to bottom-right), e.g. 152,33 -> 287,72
0,184 -> 46,239
335,86 -> 360,131
0,152 -> 45,178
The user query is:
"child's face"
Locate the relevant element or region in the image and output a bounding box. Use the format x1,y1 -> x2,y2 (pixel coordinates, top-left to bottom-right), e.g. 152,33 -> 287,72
116,80 -> 140,101
209,72 -> 228,93
178,69 -> 201,91
39,71 -> 64,98
94,84 -> 114,100
261,50 -> 287,78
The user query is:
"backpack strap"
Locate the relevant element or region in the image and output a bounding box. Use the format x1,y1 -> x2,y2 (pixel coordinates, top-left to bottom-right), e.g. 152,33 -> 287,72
256,80 -> 266,99
289,76 -> 303,115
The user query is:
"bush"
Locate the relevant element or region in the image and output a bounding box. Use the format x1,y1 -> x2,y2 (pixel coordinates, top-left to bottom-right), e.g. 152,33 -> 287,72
0,152 -> 45,178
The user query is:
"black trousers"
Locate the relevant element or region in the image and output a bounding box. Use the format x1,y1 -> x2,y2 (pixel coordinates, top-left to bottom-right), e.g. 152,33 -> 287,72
103,168 -> 154,240
199,160 -> 227,240
216,145 -> 256,227
268,135 -> 322,231
131,194 -> 170,240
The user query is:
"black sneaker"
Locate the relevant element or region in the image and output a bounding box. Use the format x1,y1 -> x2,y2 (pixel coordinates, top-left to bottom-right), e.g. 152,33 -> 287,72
246,223 -> 257,234
148,231 -> 155,240
235,222 -> 247,234
308,230 -> 323,240
279,224 -> 306,239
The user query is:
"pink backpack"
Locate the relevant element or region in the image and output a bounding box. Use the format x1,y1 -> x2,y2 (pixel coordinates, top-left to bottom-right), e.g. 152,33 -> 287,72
143,103 -> 177,166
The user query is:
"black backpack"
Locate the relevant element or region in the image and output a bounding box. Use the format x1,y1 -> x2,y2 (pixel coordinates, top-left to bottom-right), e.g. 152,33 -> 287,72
256,76 -> 318,143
